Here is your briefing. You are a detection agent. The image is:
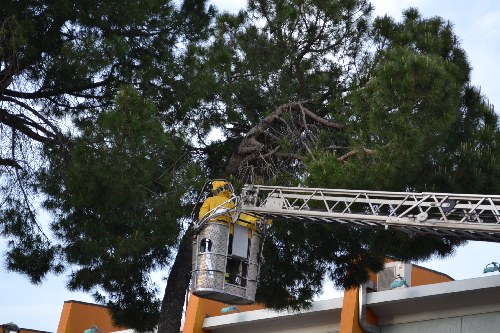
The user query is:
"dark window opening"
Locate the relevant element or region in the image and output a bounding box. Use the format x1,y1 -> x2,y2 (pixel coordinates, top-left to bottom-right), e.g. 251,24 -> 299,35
200,238 -> 212,252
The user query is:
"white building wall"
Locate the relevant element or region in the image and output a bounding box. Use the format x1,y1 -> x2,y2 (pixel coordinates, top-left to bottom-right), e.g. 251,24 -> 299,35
381,317 -> 461,333
203,298 -> 343,333
462,311 -> 500,333
381,311 -> 500,333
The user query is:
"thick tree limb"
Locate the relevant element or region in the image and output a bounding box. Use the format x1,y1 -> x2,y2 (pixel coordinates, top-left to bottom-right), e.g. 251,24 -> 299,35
157,226 -> 194,333
0,108 -> 54,144
299,104 -> 343,129
337,148 -> 374,162
3,74 -> 114,100
0,158 -> 22,169
227,100 -> 344,176
261,145 -> 281,159
238,137 -> 264,155
0,95 -> 60,134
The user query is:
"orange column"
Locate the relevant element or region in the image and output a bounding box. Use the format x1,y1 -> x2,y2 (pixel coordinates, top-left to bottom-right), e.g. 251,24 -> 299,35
183,294 -> 207,333
339,288 -> 365,333
183,293 -> 264,333
57,302 -> 72,333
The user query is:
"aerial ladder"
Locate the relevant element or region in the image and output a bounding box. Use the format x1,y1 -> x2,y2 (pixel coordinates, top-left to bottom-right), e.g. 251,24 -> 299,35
191,181 -> 500,305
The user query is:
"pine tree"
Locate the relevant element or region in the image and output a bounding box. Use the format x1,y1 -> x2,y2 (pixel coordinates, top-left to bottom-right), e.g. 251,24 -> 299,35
2,1 -> 499,333
38,87 -> 203,330
197,5 -> 500,308
0,1 -> 213,331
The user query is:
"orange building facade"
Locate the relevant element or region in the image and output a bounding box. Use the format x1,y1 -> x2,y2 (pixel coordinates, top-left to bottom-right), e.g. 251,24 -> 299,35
183,261 -> 453,333
55,301 -> 125,333
48,260 -> 460,333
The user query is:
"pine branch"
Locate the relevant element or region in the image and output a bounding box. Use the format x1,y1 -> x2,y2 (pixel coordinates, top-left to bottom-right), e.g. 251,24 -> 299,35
337,148 -> 374,162
0,107 -> 54,143
0,158 -> 22,169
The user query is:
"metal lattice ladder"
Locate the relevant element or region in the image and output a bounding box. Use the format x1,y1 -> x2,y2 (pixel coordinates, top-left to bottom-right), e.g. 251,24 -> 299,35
240,185 -> 500,242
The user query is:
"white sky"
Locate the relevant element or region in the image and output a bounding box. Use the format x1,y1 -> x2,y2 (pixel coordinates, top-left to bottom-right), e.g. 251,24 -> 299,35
2,1 -> 500,331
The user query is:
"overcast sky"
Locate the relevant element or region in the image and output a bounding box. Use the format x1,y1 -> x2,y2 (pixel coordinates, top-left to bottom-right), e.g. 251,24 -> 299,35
2,1 -> 500,332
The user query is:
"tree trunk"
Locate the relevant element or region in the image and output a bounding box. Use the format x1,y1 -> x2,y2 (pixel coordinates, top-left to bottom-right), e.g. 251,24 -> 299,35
157,225 -> 194,333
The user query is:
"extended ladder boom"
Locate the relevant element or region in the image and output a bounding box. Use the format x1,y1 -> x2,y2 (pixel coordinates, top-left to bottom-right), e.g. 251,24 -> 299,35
239,185 -> 500,242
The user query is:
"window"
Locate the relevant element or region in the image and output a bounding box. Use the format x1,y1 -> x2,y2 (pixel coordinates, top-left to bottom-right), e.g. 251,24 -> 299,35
200,238 -> 212,252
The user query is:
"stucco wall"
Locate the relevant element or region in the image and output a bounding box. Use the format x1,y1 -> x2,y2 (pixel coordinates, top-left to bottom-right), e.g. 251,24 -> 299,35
381,311 -> 500,333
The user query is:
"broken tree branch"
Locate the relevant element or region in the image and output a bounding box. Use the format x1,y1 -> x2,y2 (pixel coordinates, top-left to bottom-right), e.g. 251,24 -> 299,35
337,148 -> 374,162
